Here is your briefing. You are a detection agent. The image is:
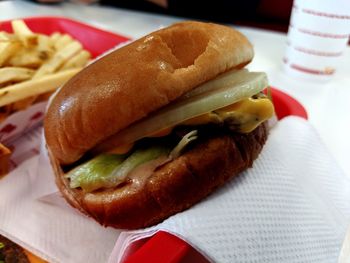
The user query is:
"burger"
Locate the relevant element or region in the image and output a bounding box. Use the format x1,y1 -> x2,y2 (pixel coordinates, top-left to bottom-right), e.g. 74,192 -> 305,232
44,21 -> 275,229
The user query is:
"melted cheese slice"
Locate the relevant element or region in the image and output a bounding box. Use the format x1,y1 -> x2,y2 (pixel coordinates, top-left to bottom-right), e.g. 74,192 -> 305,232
181,97 -> 274,132
215,97 -> 274,133
109,97 -> 274,154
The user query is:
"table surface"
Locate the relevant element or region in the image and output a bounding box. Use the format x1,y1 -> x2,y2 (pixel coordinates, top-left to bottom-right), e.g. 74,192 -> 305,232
1,1 -> 349,262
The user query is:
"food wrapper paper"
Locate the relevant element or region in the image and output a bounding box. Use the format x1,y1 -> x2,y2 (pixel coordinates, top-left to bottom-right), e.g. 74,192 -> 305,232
0,102 -> 46,143
0,117 -> 349,263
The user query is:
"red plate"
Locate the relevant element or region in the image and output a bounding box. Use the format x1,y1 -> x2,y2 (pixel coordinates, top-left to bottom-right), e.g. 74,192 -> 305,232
268,87 -> 308,120
1,16 -> 307,263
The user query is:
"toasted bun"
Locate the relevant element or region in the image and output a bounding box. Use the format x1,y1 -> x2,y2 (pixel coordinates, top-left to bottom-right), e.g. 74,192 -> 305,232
49,123 -> 267,229
44,21 -> 254,165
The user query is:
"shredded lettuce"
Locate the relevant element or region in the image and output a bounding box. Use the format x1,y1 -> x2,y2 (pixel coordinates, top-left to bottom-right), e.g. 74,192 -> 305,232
67,129 -> 202,193
66,154 -> 125,192
67,146 -> 170,192
108,146 -> 170,186
170,130 -> 198,159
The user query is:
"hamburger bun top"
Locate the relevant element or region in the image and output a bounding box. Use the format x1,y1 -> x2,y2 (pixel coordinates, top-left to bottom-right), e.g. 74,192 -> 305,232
44,21 -> 254,165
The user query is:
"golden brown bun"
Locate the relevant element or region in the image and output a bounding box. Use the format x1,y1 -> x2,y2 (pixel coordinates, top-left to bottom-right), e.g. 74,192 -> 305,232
44,21 -> 254,165
50,123 -> 267,229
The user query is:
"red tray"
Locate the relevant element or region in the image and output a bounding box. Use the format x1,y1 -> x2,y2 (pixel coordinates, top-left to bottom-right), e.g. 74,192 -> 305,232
1,16 -> 307,263
268,88 -> 307,120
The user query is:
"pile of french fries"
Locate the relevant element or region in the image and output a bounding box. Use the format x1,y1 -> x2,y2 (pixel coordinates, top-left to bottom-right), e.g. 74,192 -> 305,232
0,19 -> 91,122
0,19 -> 91,176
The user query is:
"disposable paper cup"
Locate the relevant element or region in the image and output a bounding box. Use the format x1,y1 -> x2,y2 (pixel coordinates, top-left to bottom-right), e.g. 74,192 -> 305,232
284,0 -> 350,81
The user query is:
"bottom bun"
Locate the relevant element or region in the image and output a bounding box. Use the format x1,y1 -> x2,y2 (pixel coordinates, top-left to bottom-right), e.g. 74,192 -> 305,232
49,123 -> 268,229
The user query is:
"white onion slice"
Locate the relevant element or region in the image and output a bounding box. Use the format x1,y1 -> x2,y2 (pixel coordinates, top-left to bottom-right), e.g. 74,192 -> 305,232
94,69 -> 268,153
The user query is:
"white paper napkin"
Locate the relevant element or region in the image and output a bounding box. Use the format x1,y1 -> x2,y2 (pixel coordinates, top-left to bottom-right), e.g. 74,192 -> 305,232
0,128 -> 121,263
110,116 -> 350,263
1,117 -> 349,263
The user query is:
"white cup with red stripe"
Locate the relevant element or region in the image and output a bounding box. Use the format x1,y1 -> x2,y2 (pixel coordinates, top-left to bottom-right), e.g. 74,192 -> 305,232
284,0 -> 350,81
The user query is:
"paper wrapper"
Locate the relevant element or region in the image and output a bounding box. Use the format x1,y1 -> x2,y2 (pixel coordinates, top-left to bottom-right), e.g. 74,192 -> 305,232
111,116 -> 350,263
0,101 -> 46,143
0,117 -> 349,263
284,0 -> 350,81
0,126 -> 120,262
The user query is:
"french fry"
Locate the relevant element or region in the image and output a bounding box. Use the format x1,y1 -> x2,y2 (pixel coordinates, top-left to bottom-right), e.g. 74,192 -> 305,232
0,143 -> 11,177
0,41 -> 21,67
8,48 -> 44,68
50,32 -> 61,43
8,35 -> 53,68
36,34 -> 54,59
0,32 -> 19,42
54,34 -> 73,50
33,41 -> 82,79
61,50 -> 91,70
0,68 -> 82,107
11,20 -> 37,47
0,32 -> 7,40
0,67 -> 35,85
0,19 -> 90,122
